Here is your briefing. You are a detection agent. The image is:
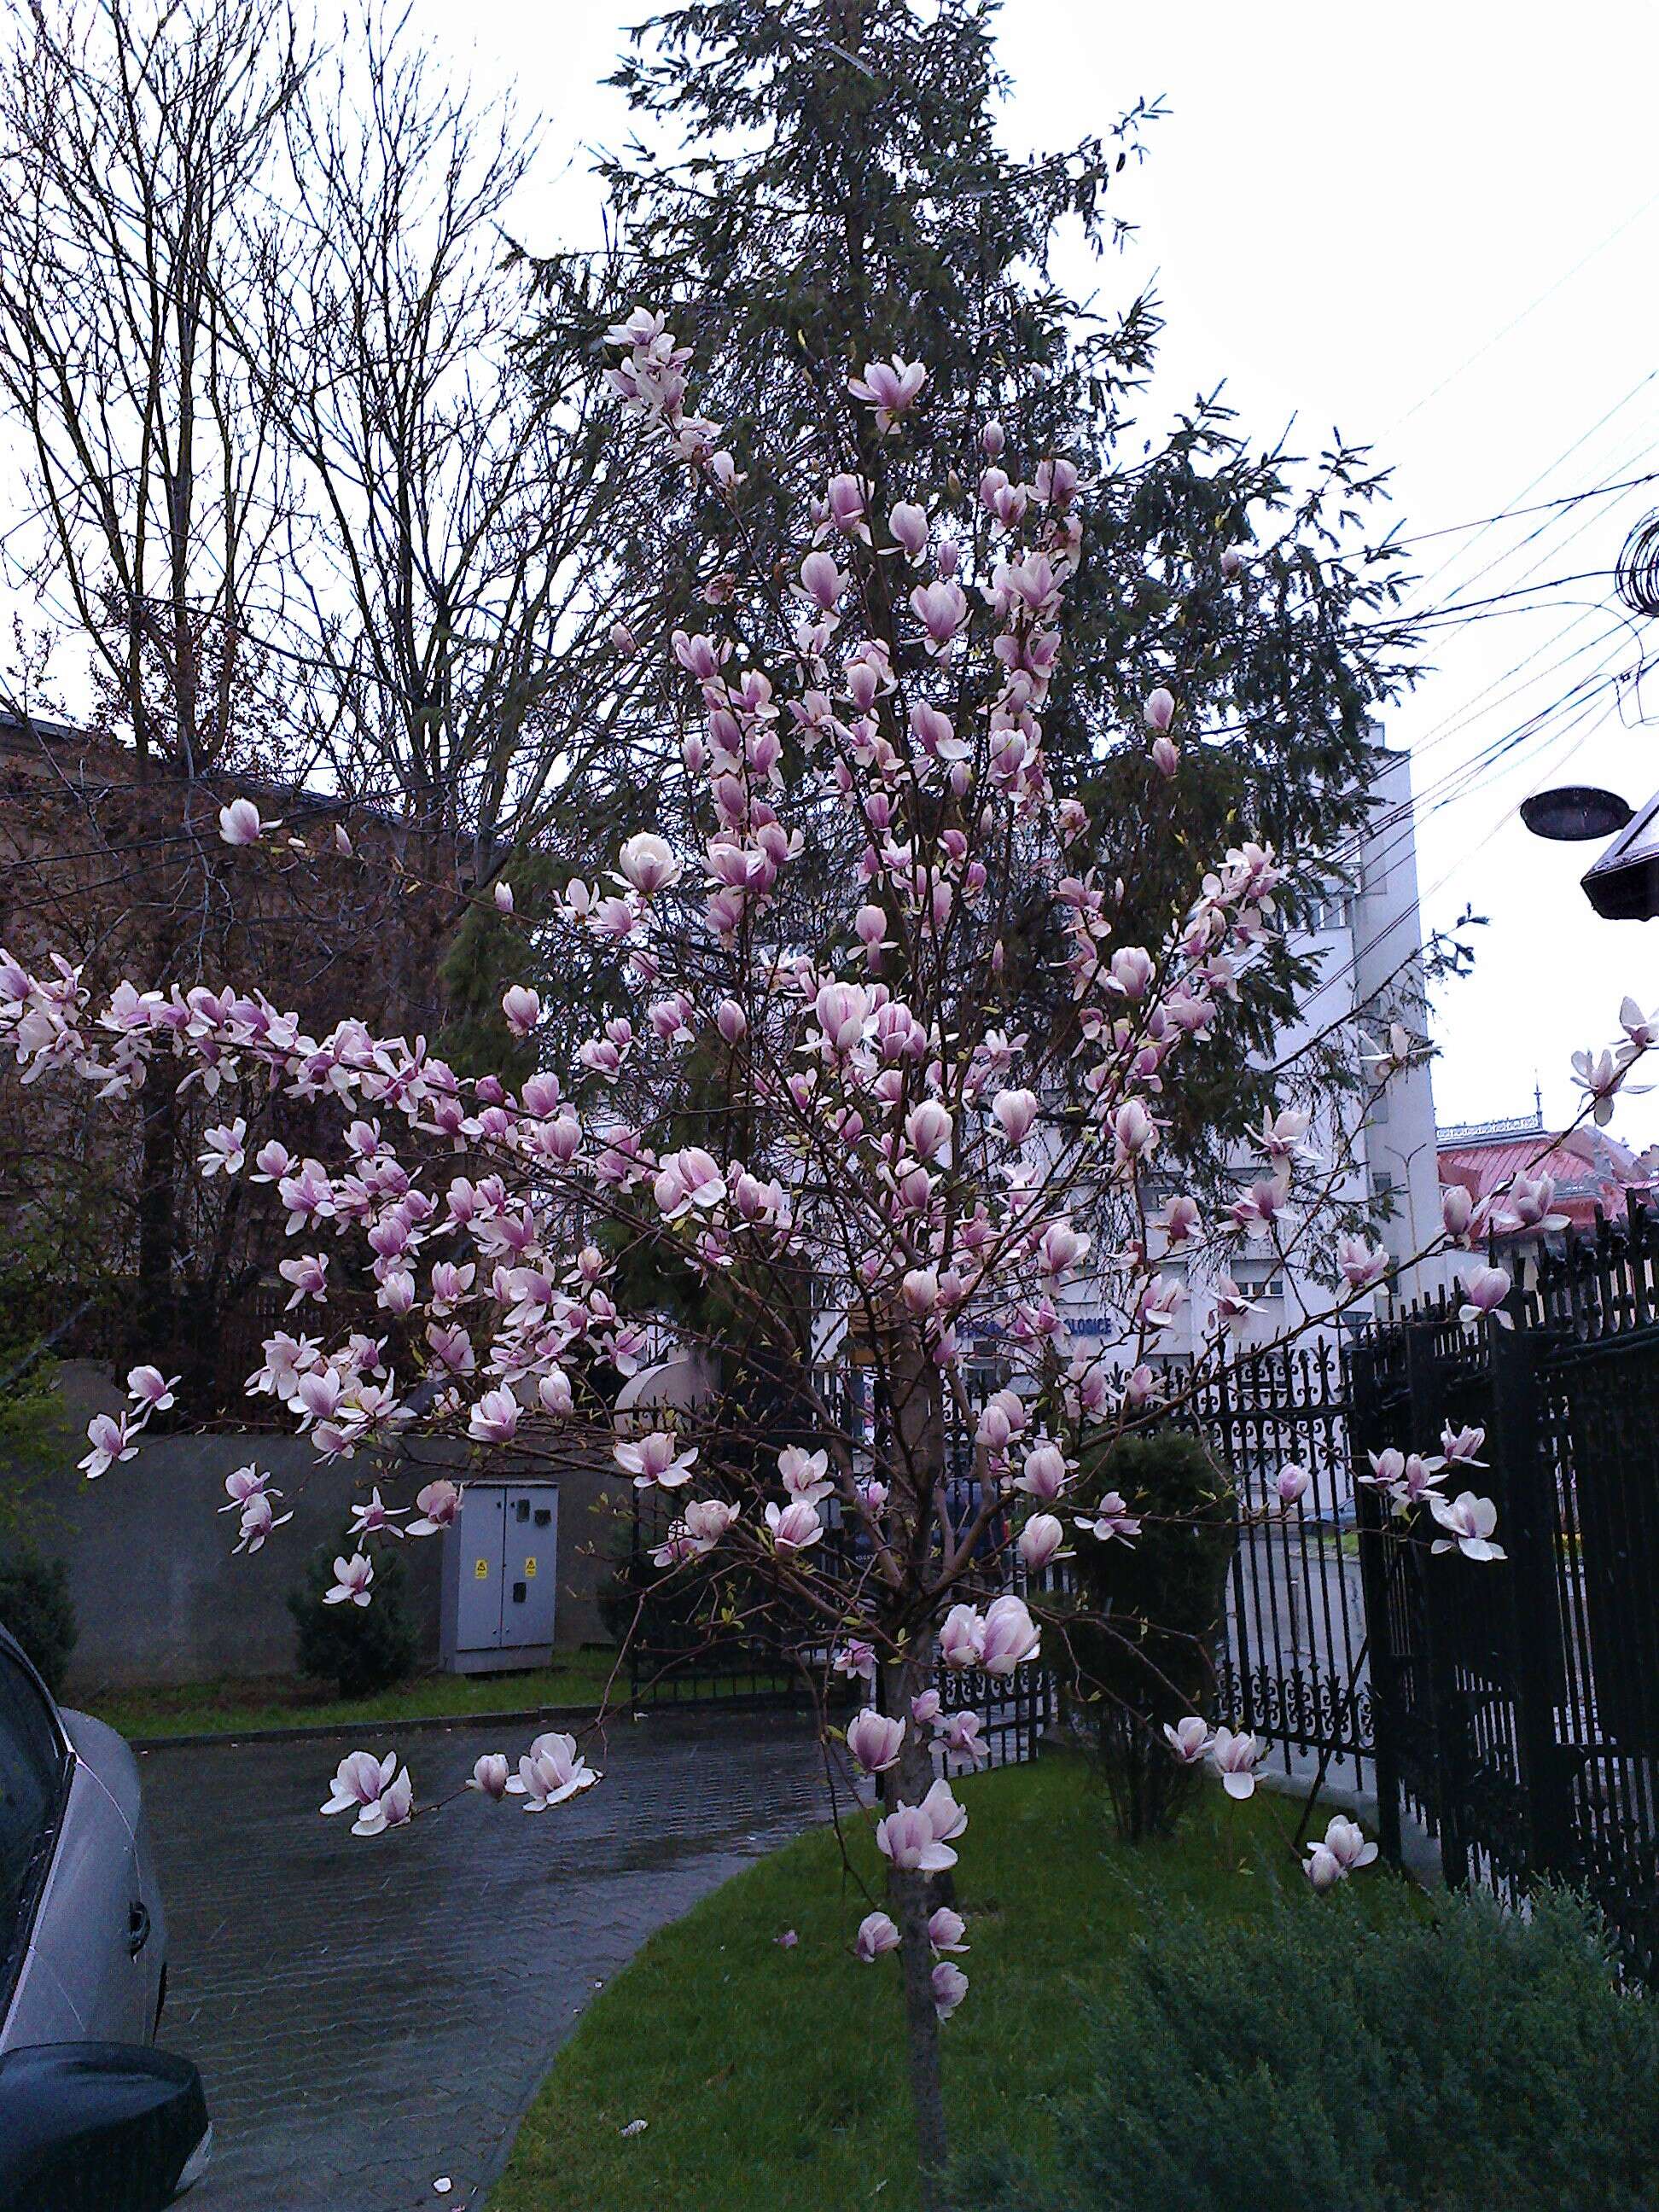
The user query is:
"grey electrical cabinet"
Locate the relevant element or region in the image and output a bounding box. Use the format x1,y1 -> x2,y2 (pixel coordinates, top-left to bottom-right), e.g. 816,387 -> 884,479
439,1481 -> 559,1674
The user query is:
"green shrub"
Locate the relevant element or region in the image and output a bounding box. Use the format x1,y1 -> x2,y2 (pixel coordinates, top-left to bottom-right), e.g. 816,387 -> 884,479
1059,1427 -> 1234,1840
288,1542 -> 418,1699
958,1883 -> 1659,2212
0,1549 -> 79,1696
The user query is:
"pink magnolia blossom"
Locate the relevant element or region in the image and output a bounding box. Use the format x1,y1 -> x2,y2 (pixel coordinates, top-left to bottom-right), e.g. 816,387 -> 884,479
614,1429 -> 699,1490
888,500 -> 928,561
1016,1441 -> 1070,1500
855,1910 -> 900,1962
1337,1236 -> 1388,1294
905,1099 -> 952,1161
1442,1184 -> 1475,1241
930,1960 -> 969,2020
980,1593 -> 1040,1674
1164,1716 -> 1212,1766
348,1486 -> 405,1540
1429,1490 -> 1505,1562
1271,1464 -> 1311,1512
320,1749 -> 411,1837
1439,1423 -> 1487,1469
876,1802 -> 958,1874
1075,1491 -> 1141,1543
778,1446 -> 833,1503
799,550 -> 845,612
218,797 -> 266,847
937,1604 -> 985,1670
1458,1265 -> 1513,1329
126,1365 -> 178,1413
324,1552 -> 375,1607
219,1464 -> 272,1511
928,1906 -> 969,1956
832,1639 -> 878,1685
1017,1513 -> 1066,1569
991,1087 -> 1039,1146
468,1387 -> 521,1444
938,1710 -> 988,1766
617,833 -> 681,895
765,1499 -> 823,1552
846,1708 -> 905,1773
79,1412 -> 137,1479
1142,687 -> 1175,734
233,1492 -> 292,1554
1303,1814 -> 1378,1890
848,354 -> 928,433
407,1480 -> 463,1535
509,1732 -> 599,1810
200,1119 -> 247,1176
1208,1726 -> 1263,1798
468,1754 -> 511,1800
1571,1046 -> 1626,1126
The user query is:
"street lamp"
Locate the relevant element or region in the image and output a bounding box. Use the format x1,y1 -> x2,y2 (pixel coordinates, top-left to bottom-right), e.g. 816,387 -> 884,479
1517,509 -> 1659,917
1580,789 -> 1659,921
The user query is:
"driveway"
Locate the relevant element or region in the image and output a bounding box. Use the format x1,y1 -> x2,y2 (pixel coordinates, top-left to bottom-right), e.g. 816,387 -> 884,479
137,1708 -> 832,2210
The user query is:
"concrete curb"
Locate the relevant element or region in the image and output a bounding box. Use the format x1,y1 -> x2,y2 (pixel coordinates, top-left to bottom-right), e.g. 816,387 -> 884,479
125,1701 -> 620,1753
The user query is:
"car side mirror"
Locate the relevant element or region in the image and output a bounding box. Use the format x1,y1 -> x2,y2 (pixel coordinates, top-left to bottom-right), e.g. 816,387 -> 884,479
0,2041 -> 212,2211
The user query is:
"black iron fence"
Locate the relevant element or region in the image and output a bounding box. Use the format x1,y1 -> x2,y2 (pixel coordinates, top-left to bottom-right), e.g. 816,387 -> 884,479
1202,1203 -> 1659,1984
1346,1209 -> 1659,1982
1199,1339 -> 1372,1792
621,1204 -> 1659,1974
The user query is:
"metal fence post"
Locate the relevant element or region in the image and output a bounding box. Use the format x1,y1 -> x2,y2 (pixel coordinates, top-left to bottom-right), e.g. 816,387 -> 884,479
1405,1318 -> 1471,1887
1487,1316 -> 1572,1877
1348,1329 -> 1404,1864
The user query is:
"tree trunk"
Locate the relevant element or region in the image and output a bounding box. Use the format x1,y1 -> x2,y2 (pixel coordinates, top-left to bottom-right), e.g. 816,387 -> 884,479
884,1647 -> 952,2210
133,1074 -> 179,1370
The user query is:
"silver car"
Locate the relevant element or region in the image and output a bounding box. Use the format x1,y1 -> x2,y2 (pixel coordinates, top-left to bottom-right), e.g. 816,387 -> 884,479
1,1623 -> 210,2208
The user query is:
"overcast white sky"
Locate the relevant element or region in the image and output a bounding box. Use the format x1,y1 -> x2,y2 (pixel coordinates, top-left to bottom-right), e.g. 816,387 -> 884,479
13,1 -> 1658,1140
409,0 -> 1659,1142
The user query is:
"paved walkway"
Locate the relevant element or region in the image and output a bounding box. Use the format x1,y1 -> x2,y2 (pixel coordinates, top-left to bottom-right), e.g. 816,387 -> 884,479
138,1708 -> 832,2210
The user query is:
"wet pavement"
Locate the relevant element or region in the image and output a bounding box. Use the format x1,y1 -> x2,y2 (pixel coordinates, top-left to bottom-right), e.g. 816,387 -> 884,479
138,1708 -> 831,2210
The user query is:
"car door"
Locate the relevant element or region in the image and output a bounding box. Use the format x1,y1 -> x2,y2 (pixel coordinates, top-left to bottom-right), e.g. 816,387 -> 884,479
0,1639 -> 74,2049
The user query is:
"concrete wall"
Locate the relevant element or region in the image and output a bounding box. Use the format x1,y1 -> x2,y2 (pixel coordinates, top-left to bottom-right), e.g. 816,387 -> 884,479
6,1365 -> 626,1694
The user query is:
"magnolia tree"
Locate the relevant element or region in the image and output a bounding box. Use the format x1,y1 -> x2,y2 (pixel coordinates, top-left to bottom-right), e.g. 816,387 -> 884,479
4,312 -> 1644,2200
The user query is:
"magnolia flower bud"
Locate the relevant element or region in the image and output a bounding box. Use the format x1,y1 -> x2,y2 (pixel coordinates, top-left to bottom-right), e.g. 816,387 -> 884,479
1017,1513 -> 1065,1570
1143,687 -> 1176,734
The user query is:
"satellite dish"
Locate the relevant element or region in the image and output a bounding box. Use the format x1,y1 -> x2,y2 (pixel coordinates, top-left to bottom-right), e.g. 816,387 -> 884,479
1519,786 -> 1634,842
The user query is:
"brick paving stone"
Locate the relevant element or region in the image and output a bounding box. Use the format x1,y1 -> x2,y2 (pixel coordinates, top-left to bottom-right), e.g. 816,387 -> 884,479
138,1706 -> 832,2210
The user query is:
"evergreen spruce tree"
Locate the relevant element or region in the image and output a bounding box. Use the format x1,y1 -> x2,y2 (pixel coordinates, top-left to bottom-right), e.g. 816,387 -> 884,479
530,0 -> 1428,1167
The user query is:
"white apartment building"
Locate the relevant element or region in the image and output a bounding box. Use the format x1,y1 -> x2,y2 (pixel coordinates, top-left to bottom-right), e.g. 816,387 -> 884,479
1053,733 -> 1457,1370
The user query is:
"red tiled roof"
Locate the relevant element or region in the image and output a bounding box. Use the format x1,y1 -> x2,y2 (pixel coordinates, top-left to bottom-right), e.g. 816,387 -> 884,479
1437,1128 -> 1639,1230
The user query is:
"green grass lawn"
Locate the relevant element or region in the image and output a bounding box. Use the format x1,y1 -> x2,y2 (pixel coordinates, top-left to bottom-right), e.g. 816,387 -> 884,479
81,1643 -> 627,1742
490,1755 -> 1406,2212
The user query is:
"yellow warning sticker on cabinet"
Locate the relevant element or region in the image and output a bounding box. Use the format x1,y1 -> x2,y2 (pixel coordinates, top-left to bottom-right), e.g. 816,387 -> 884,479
524,1557 -> 538,1578
474,1558 -> 489,1580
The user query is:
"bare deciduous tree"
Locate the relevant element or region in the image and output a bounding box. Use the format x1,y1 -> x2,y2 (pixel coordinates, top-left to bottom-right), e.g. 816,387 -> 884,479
267,9 -> 664,889
0,0 -> 314,777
